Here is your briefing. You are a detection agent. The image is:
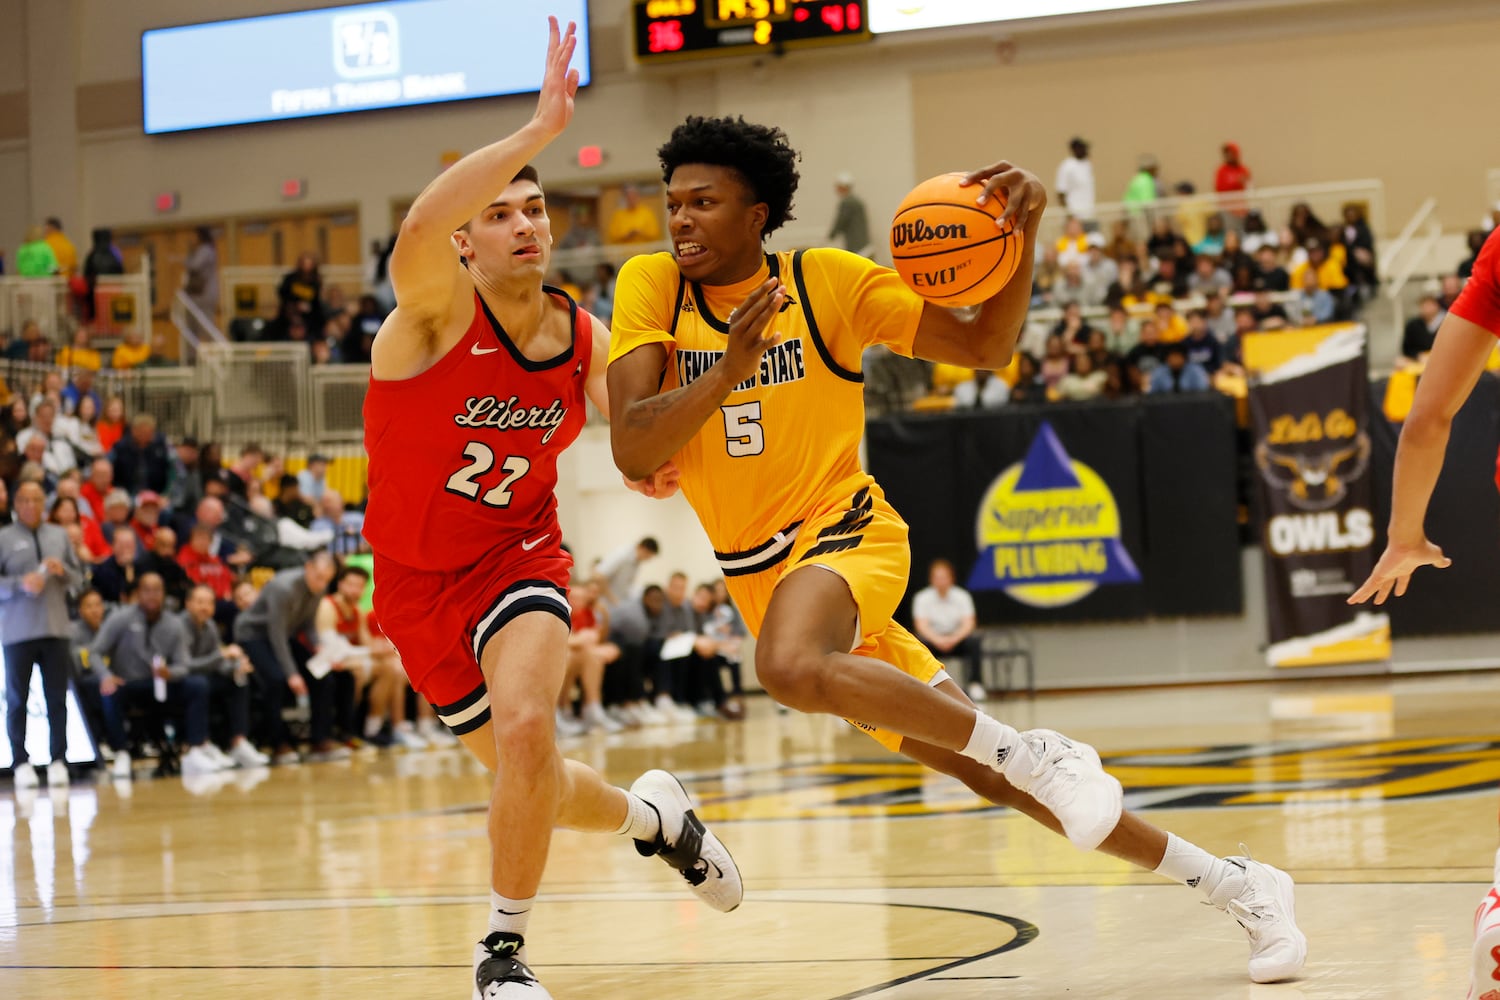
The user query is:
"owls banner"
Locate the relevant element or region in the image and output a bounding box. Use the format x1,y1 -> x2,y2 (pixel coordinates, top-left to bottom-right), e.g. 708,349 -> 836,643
1244,324 -> 1390,667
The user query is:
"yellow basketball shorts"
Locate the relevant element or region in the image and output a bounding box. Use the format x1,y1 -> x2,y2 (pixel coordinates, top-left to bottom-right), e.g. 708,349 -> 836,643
715,482 -> 948,751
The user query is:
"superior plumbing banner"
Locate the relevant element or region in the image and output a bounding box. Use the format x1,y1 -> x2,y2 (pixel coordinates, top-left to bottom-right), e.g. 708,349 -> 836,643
1244,324 -> 1390,667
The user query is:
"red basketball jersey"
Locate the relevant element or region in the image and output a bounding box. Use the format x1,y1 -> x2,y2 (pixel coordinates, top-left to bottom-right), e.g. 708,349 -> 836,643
363,288 -> 591,571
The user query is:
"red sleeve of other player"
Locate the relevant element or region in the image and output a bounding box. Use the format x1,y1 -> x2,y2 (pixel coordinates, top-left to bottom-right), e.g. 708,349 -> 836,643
1452,228 -> 1500,338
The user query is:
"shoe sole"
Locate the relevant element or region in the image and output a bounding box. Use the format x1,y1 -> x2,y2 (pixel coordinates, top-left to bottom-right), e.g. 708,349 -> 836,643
1249,863 -> 1308,984
1472,890 -> 1500,999
632,769 -> 743,913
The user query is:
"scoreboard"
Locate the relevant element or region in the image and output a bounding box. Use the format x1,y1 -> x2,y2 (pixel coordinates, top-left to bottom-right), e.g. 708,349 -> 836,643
634,0 -> 871,64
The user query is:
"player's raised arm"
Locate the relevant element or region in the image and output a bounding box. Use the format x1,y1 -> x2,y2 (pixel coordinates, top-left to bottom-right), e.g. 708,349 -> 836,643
909,162 -> 1046,370
387,17 -> 579,330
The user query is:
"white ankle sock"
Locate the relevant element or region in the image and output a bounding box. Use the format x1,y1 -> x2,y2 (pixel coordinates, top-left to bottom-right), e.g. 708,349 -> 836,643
1154,833 -> 1240,904
958,712 -> 1022,770
363,716 -> 382,739
614,791 -> 661,842
487,891 -> 534,940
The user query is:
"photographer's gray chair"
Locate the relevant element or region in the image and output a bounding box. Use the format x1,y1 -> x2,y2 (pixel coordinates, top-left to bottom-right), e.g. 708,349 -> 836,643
980,628 -> 1035,698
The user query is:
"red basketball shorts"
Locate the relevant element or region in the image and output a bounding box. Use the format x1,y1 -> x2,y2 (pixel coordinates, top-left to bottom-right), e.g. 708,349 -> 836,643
371,543 -> 573,736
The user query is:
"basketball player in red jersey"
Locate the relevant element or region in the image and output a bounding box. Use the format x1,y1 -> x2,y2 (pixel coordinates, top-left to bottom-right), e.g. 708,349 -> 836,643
1349,226 -> 1500,999
361,20 -> 740,999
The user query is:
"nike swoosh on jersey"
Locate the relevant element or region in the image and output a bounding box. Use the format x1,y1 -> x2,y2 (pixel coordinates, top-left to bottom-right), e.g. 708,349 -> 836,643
471,343 -> 499,355
520,534 -> 550,552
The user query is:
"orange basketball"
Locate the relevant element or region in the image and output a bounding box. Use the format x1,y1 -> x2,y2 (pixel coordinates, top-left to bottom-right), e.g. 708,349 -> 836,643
889,172 -> 1024,308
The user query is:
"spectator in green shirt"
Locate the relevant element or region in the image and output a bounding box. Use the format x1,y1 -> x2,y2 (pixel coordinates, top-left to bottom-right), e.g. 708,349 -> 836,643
1123,154 -> 1161,210
15,226 -> 59,277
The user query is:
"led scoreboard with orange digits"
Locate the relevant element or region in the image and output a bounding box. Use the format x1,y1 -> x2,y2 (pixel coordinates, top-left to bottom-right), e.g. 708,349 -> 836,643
633,0 -> 870,63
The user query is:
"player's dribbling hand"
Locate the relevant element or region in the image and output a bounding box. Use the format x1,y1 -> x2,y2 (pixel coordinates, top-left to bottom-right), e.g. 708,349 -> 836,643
959,162 -> 1047,232
721,278 -> 785,386
532,16 -> 581,138
624,461 -> 681,500
1347,537 -> 1451,606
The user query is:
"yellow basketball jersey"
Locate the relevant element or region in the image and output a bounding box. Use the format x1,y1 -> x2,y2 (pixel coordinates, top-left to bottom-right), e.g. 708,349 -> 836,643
610,248 -> 925,557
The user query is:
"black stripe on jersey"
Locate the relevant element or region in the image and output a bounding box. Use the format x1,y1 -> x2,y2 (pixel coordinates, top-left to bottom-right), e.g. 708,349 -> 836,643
816,486 -> 873,536
791,249 -> 862,384
477,285 -> 577,373
689,254 -> 785,334
819,514 -> 873,539
800,535 -> 865,561
712,519 -> 805,562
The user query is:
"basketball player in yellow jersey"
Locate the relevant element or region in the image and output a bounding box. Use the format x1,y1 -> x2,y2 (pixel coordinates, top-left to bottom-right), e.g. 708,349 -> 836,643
608,116 -> 1306,984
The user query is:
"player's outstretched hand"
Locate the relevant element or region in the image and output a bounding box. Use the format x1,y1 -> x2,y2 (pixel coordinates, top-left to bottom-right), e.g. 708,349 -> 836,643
1347,537 -> 1451,606
532,16 -> 580,138
720,277 -> 785,387
959,162 -> 1047,232
624,461 -> 681,500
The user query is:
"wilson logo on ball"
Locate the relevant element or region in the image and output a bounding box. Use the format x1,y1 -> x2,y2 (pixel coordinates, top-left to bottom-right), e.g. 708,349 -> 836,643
891,219 -> 969,248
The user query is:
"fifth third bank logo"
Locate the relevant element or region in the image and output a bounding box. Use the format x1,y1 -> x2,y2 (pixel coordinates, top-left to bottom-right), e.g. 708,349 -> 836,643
333,10 -> 400,79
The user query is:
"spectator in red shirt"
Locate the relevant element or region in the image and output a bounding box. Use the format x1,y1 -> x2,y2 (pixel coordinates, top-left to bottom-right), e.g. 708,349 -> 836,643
1215,142 -> 1251,194
130,491 -> 165,549
81,457 -> 113,522
177,523 -> 235,600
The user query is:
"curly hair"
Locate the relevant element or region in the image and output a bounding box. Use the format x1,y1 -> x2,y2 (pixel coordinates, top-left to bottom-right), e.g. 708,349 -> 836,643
657,116 -> 801,239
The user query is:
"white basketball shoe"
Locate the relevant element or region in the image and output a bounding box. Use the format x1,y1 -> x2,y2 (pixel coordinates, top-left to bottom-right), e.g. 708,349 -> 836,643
472,932 -> 549,1000
630,769 -> 743,912
1212,851 -> 1308,983
1470,850 -> 1500,1000
1000,728 -> 1123,851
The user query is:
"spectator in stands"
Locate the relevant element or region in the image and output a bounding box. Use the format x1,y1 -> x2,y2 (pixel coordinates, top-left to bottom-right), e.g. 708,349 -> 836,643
81,457 -> 112,522
184,227 -> 218,328
1291,243 -> 1349,300
1055,216 -> 1090,269
1,481 -> 85,788
234,552 -> 345,765
561,580 -> 623,734
7,320 -> 43,362
68,588 -> 110,752
297,453 -> 330,504
1054,138 -> 1095,225
1105,220 -> 1137,264
15,225 -> 58,276
953,369 -> 1010,410
82,228 -> 124,325
1438,273 -> 1463,311
1100,357 -> 1134,400
1241,210 -> 1275,254
1172,181 -> 1211,247
558,201 -> 601,250
1008,352 -> 1045,405
343,295 -> 383,363
43,218 -> 77,277
1204,292 -> 1236,344
144,526 -> 190,607
1154,301 -> 1188,343
592,262 -> 618,323
17,400 -> 77,478
1251,289 -> 1291,330
1215,142 -> 1252,198
1460,230 -> 1488,279
61,368 -> 100,419
57,331 -> 99,376
1188,255 -> 1233,298
1182,310 -> 1224,375
94,527 -> 142,605
49,494 -> 107,564
96,396 -> 126,454
178,523 -> 235,600
1040,334 -> 1071,391
1031,246 -> 1061,307
1102,304 -> 1139,353
1148,256 -> 1190,301
1083,328 -> 1113,371
111,327 -> 151,370
649,573 -> 698,720
1081,232 -> 1118,289
912,559 -> 985,704
605,183 -> 662,245
1288,203 -> 1327,249
602,586 -> 659,727
99,489 -> 134,546
92,572 -> 222,779
1149,344 -> 1212,394
1125,320 -> 1165,385
1056,351 -> 1108,401
1105,257 -> 1145,310
278,253 -> 324,336
827,173 -> 871,256
309,489 -> 364,557
1338,204 -> 1378,293
1147,217 -> 1179,263
192,496 -> 251,568
1296,269 -> 1336,326
109,413 -> 171,494
223,443 -> 264,500
167,436 -> 203,517
1402,295 -> 1446,362
1254,245 -> 1290,292
1220,230 -> 1253,278
1052,301 -> 1095,351
1123,154 -> 1161,212
1053,264 -> 1098,309
1234,306 -> 1259,344
180,583 -> 264,768
1194,214 -> 1228,257
593,536 -> 660,609
19,438 -> 55,495
273,474 -> 314,527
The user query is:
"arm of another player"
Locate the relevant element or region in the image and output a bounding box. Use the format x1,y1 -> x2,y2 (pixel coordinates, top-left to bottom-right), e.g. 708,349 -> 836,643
580,315 -> 680,499
909,162 -> 1047,370
608,264 -> 784,482
1348,312 -> 1495,605
380,19 -> 579,361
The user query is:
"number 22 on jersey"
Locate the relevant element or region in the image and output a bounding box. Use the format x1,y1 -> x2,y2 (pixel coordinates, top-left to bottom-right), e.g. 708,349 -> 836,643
445,442 -> 531,508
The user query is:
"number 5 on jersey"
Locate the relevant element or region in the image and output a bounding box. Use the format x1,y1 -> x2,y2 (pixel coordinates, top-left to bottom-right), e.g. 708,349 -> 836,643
722,402 -> 765,458
445,442 -> 531,507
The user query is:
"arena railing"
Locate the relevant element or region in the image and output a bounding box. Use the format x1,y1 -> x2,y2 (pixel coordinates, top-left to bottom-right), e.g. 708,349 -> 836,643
0,268 -> 152,348
168,289 -> 230,364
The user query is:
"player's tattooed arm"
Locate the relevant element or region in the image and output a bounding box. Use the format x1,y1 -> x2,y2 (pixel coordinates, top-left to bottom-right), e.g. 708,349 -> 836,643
608,343 -> 735,481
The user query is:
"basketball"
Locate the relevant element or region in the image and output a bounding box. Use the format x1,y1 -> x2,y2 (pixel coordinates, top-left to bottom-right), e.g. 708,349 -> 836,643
889,172 -> 1024,307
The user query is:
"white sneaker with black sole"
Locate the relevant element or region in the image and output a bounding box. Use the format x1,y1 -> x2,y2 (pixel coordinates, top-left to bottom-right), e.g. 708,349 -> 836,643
630,769 -> 742,912
1213,849 -> 1308,984
1001,728 -> 1123,851
47,760 -> 69,787
12,762 -> 37,790
228,740 -> 269,768
472,932 -> 550,999
181,745 -> 224,776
